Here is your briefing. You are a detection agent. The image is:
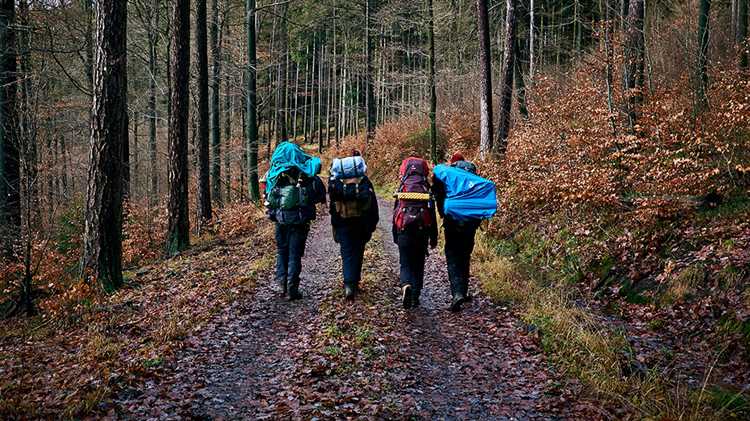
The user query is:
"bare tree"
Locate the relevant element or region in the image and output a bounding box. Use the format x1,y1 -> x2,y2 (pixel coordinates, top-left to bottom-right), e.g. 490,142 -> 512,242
0,0 -> 19,258
477,0 -> 494,157
167,0 -> 190,255
196,0 -> 212,225
246,0 -> 260,202
695,0 -> 712,111
623,0 -> 644,131
82,0 -> 128,291
496,0 -> 517,154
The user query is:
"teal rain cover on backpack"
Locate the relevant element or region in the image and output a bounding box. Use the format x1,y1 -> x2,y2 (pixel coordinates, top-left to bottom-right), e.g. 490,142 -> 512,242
433,164 -> 497,221
266,141 -> 322,194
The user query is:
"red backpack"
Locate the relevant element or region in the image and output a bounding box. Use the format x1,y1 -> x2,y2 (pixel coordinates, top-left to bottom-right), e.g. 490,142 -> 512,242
393,157 -> 434,231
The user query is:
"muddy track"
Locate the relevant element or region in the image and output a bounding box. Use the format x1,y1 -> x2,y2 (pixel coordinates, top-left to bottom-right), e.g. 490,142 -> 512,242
112,202 -> 604,420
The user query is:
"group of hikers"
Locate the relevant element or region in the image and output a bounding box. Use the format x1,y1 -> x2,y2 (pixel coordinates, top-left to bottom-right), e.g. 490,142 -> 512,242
264,141 -> 496,312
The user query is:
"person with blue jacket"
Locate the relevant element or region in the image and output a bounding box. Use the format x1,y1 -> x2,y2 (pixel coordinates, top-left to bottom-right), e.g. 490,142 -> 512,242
265,142 -> 326,301
432,153 -> 481,311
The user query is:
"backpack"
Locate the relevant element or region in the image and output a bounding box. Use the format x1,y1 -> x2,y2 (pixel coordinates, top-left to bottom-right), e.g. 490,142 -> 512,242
433,164 -> 497,222
452,160 -> 477,174
330,177 -> 373,219
393,157 -> 434,231
267,172 -> 310,210
330,156 -> 367,180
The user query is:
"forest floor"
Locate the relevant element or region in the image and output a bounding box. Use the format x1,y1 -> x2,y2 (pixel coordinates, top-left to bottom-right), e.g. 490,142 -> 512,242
108,201 -> 608,420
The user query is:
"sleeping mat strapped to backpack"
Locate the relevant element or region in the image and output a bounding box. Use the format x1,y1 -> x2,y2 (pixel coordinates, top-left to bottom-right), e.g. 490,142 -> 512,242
432,164 -> 497,222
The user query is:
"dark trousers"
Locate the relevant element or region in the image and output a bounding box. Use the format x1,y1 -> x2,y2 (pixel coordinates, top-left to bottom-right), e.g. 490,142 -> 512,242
275,223 -> 310,289
444,222 -> 478,297
335,224 -> 370,287
397,230 -> 429,297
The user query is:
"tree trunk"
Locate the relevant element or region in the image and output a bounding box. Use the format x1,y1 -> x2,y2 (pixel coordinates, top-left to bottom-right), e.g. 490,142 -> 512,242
0,0 -> 19,258
477,0 -> 494,157
82,0 -> 128,291
224,64 -> 231,203
514,39 -> 529,120
196,0 -> 212,225
529,0 -> 535,84
246,0 -> 260,202
604,0 -> 618,135
496,0 -> 517,154
275,3 -> 289,142
317,41 -> 324,153
148,0 -> 159,204
696,0 -> 712,112
210,0 -> 223,206
365,0 -> 377,143
427,0 -> 438,163
740,0 -> 748,69
167,0 -> 190,255
623,0 -> 644,131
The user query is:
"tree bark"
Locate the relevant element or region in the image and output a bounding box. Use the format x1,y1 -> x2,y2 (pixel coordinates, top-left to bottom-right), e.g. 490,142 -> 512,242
148,0 -> 159,204
82,0 -> 128,291
623,0 -> 644,131
167,0 -> 190,255
477,0 -> 494,157
210,0 -> 223,206
365,0 -> 377,143
196,0 -> 212,225
496,0 -> 517,154
0,0 -> 19,258
246,0 -> 260,202
696,0 -> 711,112
740,0 -> 748,69
427,0 -> 437,163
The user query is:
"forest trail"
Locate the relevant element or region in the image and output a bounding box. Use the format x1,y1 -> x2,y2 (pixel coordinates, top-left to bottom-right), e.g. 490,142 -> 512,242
112,201 -> 604,420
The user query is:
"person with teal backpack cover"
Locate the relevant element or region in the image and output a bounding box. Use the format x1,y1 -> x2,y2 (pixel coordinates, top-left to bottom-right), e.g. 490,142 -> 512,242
265,141 -> 326,301
432,153 -> 497,311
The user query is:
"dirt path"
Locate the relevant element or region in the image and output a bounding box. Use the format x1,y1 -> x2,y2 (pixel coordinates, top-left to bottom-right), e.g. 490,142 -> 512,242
112,203 -> 604,420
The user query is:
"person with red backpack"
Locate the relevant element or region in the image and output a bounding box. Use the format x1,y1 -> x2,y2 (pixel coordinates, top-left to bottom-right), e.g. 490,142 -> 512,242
432,152 -> 483,311
329,150 -> 379,300
392,156 -> 438,309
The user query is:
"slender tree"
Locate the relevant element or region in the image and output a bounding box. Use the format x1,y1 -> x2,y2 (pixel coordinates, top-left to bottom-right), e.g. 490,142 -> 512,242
0,0 -> 19,258
740,0 -> 748,69
147,0 -> 159,203
365,0 -> 378,143
696,0 -> 712,111
496,0 -> 517,153
82,0 -> 128,291
196,0 -> 212,225
210,0 -> 223,206
477,0 -> 494,157
623,0 -> 644,131
427,0 -> 438,163
246,0 -> 260,202
167,0 -> 190,255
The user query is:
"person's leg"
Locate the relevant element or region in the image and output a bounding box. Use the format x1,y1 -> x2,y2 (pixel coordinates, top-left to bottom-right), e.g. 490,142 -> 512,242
397,232 -> 415,308
287,224 -> 309,300
338,225 -> 358,288
274,224 -> 290,293
412,232 -> 428,302
444,225 -> 463,299
461,227 -> 478,297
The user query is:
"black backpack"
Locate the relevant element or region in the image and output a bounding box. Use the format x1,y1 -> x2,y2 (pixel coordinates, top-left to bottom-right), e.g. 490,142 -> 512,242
330,177 -> 373,219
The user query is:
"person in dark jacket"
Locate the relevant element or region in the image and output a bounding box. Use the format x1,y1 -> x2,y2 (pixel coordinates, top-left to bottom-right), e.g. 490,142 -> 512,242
267,167 -> 326,301
329,150 -> 379,300
432,152 -> 481,311
392,157 -> 438,309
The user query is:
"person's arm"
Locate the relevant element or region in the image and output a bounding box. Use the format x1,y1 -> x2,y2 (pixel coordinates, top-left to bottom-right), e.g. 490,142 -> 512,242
392,199 -> 399,244
432,177 -> 446,218
366,179 -> 379,235
313,176 -> 327,204
429,202 -> 438,249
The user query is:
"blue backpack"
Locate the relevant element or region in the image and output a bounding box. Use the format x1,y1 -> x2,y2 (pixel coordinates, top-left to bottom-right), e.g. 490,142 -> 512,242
433,164 -> 497,221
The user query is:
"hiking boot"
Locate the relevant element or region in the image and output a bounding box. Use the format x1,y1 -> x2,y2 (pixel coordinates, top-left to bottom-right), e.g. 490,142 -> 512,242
288,285 -> 303,301
450,293 -> 467,312
401,285 -> 413,309
275,277 -> 288,296
344,285 -> 356,301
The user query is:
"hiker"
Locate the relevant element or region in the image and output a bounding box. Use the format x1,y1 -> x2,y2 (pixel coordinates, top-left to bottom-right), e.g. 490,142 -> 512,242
265,142 -> 326,300
392,156 -> 438,309
329,149 -> 379,300
433,152 -> 497,311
